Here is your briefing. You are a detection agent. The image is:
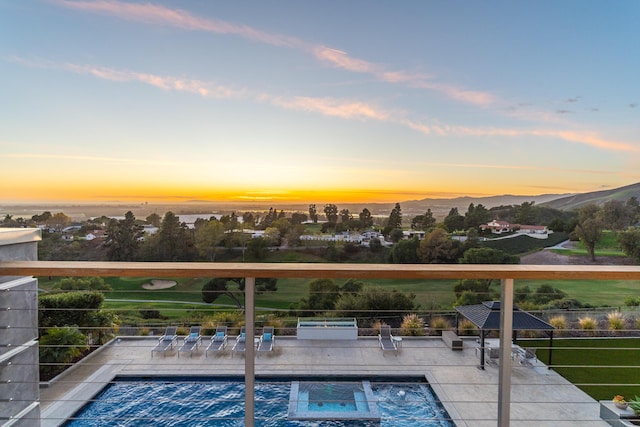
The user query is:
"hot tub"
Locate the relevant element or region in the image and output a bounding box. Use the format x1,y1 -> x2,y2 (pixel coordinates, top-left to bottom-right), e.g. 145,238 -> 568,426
288,380 -> 380,421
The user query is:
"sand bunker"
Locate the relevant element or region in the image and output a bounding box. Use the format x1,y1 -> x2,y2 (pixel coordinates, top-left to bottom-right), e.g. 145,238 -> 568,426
142,279 -> 177,290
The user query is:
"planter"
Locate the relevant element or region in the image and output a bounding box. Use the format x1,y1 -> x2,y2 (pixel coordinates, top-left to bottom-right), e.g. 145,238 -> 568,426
296,318 -> 358,340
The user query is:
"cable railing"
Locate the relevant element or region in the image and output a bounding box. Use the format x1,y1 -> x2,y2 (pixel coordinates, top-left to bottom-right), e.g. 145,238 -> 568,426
2,261 -> 640,426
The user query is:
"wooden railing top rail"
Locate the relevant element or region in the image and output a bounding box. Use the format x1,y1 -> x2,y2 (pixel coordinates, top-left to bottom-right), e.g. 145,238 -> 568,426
2,260 -> 640,280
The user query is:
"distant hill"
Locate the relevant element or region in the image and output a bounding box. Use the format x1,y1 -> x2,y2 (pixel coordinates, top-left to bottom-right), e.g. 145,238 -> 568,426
540,182 -> 640,211
396,193 -> 571,219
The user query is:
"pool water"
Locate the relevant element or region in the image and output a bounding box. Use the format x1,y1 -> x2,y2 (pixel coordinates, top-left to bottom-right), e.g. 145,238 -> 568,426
64,377 -> 453,426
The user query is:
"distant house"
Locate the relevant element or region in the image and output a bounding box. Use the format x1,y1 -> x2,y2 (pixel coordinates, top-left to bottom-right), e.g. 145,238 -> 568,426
517,224 -> 548,234
481,220 -> 512,234
142,225 -> 158,234
298,230 -> 386,246
481,220 -> 548,235
402,230 -> 426,240
84,230 -> 106,241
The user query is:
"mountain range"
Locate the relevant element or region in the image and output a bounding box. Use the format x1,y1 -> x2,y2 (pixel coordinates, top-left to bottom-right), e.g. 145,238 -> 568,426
397,182 -> 640,218
539,182 -> 640,211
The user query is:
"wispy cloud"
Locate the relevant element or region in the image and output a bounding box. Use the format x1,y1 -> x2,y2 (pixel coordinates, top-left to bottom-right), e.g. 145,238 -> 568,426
310,46 -> 497,107
9,56 -> 248,99
52,0 -> 305,48
413,125 -> 640,154
269,96 -> 390,121
543,130 -> 640,153
12,56 -> 638,156
52,0 -> 497,107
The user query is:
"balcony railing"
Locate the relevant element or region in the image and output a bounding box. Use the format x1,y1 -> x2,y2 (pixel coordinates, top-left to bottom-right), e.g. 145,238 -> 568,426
2,261 -> 640,427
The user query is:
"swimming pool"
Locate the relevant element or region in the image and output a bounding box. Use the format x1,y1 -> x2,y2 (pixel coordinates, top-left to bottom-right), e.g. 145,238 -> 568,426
64,376 -> 454,426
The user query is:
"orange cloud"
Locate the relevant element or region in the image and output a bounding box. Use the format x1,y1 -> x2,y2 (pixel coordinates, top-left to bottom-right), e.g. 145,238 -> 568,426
537,130 -> 640,153
437,126 -> 640,153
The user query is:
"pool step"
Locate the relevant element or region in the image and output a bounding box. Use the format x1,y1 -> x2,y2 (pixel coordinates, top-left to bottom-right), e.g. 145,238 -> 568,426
354,391 -> 368,412
297,390 -> 309,411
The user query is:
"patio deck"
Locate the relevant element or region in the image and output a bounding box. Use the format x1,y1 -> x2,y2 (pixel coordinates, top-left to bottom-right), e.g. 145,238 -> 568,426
39,335 -> 609,427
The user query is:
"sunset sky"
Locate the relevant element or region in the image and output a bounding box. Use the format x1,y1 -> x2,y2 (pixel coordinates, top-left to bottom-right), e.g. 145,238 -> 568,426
1,1 -> 639,204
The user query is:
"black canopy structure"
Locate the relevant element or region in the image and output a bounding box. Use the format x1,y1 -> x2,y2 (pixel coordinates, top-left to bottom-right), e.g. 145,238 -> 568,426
455,301 -> 555,369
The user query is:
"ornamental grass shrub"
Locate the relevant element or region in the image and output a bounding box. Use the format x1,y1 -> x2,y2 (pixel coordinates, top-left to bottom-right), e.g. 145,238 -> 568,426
201,311 -> 245,335
371,320 -> 387,336
263,316 -> 285,334
607,311 -> 626,331
549,315 -> 568,336
578,316 -> 598,336
176,326 -> 190,336
458,319 -> 477,336
429,316 -> 450,336
400,313 -> 425,336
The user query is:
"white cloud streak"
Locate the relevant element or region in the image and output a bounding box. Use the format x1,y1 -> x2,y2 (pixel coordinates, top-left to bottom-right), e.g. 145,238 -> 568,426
11,56 -> 638,155
52,0 -> 497,107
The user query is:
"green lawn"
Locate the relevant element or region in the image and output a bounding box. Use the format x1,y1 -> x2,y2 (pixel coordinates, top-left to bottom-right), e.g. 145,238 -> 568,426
522,338 -> 640,400
41,272 -> 640,319
93,276 -> 457,323
516,279 -> 640,307
552,231 -> 627,257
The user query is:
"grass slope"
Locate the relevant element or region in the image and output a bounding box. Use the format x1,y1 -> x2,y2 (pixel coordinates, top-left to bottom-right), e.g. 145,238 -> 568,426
523,338 -> 640,400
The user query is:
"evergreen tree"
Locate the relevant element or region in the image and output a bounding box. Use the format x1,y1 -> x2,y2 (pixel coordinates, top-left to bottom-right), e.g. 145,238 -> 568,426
384,203 -> 402,236
411,209 -> 436,231
359,208 -> 374,229
308,204 -> 318,223
443,207 -> 465,232
104,211 -> 143,261
324,204 -> 338,223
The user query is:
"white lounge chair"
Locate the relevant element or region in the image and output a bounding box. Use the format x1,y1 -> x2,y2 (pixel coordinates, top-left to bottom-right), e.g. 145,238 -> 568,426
518,347 -> 537,367
151,326 -> 178,357
206,326 -> 228,357
378,325 -> 397,355
257,326 -> 275,355
485,346 -> 500,366
232,326 -> 246,357
178,326 -> 202,358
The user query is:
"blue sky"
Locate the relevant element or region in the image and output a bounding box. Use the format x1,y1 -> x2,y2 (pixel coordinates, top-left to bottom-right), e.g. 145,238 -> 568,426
1,0 -> 639,203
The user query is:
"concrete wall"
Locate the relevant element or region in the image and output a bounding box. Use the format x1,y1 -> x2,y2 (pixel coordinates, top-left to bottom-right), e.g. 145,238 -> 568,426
0,228 -> 41,426
0,229 -> 40,262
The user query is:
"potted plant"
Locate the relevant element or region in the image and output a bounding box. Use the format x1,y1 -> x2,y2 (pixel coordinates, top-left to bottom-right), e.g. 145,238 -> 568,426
613,395 -> 628,410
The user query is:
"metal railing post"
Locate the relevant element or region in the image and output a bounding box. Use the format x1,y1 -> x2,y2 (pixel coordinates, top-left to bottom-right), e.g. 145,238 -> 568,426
498,278 -> 514,427
244,277 -> 255,427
